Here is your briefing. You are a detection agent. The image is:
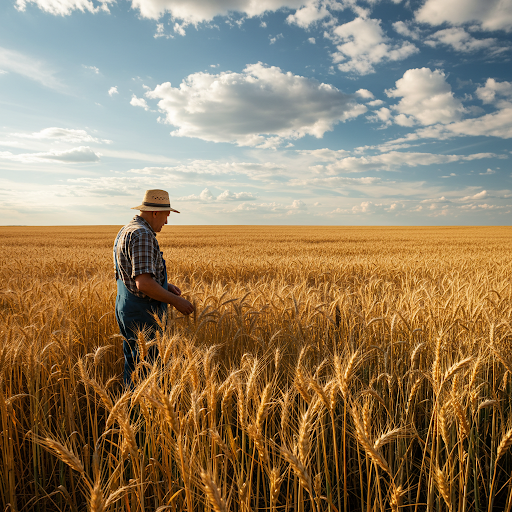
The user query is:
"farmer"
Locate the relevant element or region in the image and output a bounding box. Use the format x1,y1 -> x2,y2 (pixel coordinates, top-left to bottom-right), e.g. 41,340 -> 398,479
113,189 -> 195,386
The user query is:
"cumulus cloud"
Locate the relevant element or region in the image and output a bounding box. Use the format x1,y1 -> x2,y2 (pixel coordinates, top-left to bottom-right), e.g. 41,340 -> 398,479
385,68 -> 466,125
11,127 -> 111,144
269,33 -> 284,44
392,21 -> 421,40
415,0 -> 512,32
220,199 -> 310,216
16,0 -> 113,15
461,190 -> 487,201
328,17 -> 418,75
415,108 -> 512,139
286,2 -> 331,28
367,107 -> 393,125
129,0 -> 307,22
178,188 -> 256,201
108,86 -> 119,96
348,200 -> 406,215
217,190 -> 256,201
287,199 -> 307,210
0,46 -> 61,89
0,146 -> 100,163
356,88 -> 374,99
145,62 -> 366,147
479,168 -> 496,175
130,94 -> 150,110
425,27 -> 505,53
352,201 -> 378,213
178,188 -> 215,201
476,78 -> 512,105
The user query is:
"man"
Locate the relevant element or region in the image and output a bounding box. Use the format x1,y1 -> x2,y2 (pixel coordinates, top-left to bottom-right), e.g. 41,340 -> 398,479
113,189 -> 195,385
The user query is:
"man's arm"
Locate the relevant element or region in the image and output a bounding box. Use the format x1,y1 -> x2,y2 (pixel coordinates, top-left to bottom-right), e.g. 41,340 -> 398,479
135,274 -> 195,315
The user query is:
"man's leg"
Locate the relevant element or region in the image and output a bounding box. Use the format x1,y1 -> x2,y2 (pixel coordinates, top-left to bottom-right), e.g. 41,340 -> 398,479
116,299 -> 165,386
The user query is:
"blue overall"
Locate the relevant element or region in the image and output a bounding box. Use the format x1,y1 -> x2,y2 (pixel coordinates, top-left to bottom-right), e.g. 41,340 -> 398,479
114,234 -> 168,386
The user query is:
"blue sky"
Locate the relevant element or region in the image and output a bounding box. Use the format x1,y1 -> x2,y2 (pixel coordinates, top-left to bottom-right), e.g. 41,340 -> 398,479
1,0 -> 511,225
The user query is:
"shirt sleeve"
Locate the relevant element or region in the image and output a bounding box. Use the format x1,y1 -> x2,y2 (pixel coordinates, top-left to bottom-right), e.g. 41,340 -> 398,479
130,231 -> 157,278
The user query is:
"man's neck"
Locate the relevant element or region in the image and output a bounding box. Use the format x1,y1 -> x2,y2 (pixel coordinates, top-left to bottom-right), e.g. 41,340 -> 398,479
137,213 -> 156,233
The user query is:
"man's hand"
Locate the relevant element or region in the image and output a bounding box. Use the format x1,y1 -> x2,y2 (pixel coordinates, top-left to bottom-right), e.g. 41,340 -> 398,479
168,284 -> 181,295
172,295 -> 195,315
135,274 -> 195,315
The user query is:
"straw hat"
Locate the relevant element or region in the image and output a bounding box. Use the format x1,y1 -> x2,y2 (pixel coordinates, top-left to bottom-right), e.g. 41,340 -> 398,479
131,189 -> 180,213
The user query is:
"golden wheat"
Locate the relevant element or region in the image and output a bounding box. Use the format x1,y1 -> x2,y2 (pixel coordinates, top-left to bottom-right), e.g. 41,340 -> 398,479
1,225 -> 511,511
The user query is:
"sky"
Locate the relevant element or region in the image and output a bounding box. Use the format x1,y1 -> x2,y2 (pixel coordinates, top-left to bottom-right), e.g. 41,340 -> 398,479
0,0 -> 511,225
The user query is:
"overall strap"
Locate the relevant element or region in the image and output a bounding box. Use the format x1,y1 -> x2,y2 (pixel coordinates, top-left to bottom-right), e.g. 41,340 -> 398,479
113,232 -> 122,279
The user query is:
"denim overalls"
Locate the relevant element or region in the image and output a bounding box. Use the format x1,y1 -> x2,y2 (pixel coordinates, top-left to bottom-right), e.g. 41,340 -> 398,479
113,234 -> 168,386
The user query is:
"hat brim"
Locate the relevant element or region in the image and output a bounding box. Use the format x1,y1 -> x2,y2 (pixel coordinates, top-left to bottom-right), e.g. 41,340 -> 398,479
131,205 -> 180,213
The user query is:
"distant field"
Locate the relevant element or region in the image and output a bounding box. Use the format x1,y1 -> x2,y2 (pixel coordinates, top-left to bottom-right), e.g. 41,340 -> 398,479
1,225 -> 511,511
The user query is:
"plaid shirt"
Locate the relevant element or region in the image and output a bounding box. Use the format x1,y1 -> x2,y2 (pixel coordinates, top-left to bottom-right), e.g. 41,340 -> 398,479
113,216 -> 166,298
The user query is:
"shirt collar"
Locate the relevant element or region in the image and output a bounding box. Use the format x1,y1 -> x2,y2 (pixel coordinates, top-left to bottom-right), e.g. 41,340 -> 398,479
134,215 -> 155,234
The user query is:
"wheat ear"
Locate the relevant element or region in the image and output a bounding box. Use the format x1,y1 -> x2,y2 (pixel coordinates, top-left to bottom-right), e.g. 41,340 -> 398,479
200,470 -> 227,512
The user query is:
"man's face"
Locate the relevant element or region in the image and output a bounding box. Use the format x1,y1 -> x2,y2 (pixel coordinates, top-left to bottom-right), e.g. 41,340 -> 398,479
153,211 -> 170,232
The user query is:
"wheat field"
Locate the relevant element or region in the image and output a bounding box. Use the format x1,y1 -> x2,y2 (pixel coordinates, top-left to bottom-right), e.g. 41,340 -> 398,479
1,225 -> 511,512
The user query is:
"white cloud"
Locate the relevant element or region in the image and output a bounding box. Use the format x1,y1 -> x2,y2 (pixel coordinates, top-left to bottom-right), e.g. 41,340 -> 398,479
83,64 -> 100,74
417,108 -> 512,139
289,176 -> 381,188
479,168 -> 496,175
308,37 -> 316,44
0,46 -> 61,89
217,190 -> 256,201
59,177 -> 135,196
129,0 -> 307,22
178,187 -> 215,201
269,33 -> 284,44
386,68 -> 466,125
425,27 -> 505,53
16,0 -> 113,15
199,188 -> 214,200
178,188 -> 256,201
145,62 -> 366,147
0,146 -> 100,163
461,190 -> 487,201
108,86 -> 119,96
367,106 -> 393,125
130,94 -> 150,110
415,0 -> 512,32
11,127 -> 111,144
392,21 -> 421,40
286,2 -> 330,28
220,199 -> 310,216
299,149 -> 495,173
329,17 -> 418,75
287,199 -> 307,210
476,78 -> 512,105
129,160 -> 286,182
174,22 -> 186,36
356,88 -> 374,99
350,201 -> 406,214
16,0 -> 115,16
352,201 -> 377,213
